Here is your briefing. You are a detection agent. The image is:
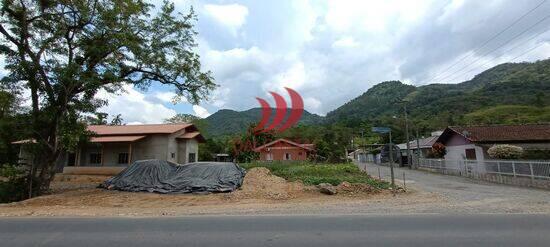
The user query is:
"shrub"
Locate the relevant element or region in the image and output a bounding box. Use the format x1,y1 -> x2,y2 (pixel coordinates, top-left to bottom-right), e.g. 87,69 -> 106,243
429,142 -> 446,158
487,145 -> 524,159
0,164 -> 29,203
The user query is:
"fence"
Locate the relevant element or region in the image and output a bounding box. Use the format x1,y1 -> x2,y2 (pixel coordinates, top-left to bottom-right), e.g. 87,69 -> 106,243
418,158 -> 550,189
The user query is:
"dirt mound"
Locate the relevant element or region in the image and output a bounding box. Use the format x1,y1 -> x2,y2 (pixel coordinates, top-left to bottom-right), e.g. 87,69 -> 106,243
336,181 -> 379,195
232,167 -> 307,200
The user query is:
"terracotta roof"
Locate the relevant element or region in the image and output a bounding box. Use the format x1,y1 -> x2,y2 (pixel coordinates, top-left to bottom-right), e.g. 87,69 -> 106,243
438,124 -> 550,143
176,132 -> 206,143
254,138 -> 314,152
90,135 -> 146,143
88,123 -> 192,135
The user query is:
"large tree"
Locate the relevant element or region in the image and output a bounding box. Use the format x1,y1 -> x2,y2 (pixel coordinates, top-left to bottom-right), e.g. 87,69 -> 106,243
0,0 -> 216,195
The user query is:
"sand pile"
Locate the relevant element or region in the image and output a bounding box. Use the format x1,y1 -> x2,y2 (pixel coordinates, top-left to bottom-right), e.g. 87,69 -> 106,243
232,167 -> 307,200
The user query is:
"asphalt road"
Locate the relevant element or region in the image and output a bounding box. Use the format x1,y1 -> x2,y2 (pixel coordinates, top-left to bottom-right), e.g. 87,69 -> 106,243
2,215 -> 550,247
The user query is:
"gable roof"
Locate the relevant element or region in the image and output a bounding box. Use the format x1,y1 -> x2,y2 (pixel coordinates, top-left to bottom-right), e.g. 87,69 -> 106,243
436,124 -> 550,144
397,135 -> 440,150
88,123 -> 192,135
176,131 -> 206,143
253,138 -> 314,152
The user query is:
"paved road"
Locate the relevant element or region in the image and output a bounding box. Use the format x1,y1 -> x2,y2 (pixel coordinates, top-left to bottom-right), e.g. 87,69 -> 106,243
359,162 -> 550,207
2,215 -> 550,247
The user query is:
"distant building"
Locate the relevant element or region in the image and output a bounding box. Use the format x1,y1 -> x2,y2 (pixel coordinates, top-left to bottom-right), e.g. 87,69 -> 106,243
254,138 -> 314,161
398,131 -> 442,158
434,124 -> 550,161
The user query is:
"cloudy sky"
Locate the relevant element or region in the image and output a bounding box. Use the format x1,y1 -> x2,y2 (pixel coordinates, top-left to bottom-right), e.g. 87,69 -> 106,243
7,0 -> 550,124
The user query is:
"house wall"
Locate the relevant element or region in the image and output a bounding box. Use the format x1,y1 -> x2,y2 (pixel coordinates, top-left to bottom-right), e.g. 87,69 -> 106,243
178,139 -> 199,164
443,134 -> 485,161
258,142 -> 308,161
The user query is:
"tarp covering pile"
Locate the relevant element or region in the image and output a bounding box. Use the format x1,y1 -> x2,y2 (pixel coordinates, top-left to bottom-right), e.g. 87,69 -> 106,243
101,159 -> 246,194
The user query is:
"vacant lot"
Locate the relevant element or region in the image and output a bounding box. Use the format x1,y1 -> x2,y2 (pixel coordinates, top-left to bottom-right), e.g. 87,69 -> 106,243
240,162 -> 390,188
0,164 -> 395,217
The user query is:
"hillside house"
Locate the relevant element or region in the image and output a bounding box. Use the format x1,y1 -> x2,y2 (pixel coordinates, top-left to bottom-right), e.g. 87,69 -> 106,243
254,138 -> 314,161
434,124 -> 550,161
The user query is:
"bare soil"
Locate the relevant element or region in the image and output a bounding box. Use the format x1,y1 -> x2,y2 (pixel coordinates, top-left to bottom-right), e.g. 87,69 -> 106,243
0,168 -> 398,217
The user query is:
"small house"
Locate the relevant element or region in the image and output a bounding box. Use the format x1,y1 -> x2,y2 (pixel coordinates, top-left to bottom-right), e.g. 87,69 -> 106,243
434,124 -> 550,161
254,138 -> 314,161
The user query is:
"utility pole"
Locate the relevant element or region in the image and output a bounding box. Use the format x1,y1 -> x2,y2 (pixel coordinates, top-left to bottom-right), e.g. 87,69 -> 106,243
404,103 -> 412,169
388,130 -> 395,187
416,128 -> 421,167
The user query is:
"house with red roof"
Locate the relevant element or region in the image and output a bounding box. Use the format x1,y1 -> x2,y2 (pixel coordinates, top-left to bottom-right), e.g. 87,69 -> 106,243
253,138 -> 315,161
14,123 -> 205,175
434,124 -> 550,161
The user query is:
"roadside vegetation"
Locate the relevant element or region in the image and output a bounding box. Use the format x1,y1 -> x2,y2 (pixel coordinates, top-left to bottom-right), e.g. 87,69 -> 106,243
239,162 -> 390,189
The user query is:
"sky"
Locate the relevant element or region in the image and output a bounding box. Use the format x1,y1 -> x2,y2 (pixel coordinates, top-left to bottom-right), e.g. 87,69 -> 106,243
5,0 -> 550,124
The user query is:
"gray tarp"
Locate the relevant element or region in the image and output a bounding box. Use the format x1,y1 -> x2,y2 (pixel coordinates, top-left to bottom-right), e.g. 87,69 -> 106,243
101,159 -> 246,194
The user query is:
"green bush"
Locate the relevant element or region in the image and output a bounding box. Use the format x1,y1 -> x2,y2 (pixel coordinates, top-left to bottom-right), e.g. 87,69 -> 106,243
0,164 -> 29,203
239,161 -> 390,189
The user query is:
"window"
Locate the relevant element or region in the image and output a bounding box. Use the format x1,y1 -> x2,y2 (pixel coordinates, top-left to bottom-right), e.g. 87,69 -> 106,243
171,152 -> 175,159
188,153 -> 196,163
465,149 -> 477,160
298,152 -> 303,156
89,153 -> 102,164
267,152 -> 273,161
285,153 -> 291,160
118,153 -> 129,164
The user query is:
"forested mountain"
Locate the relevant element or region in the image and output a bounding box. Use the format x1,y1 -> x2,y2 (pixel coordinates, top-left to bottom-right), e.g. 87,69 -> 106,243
204,108 -> 324,137
204,59 -> 550,137
325,59 -> 550,131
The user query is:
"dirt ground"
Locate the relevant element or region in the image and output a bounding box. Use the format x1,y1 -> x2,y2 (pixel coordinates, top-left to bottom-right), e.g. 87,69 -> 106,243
1,168 -> 411,217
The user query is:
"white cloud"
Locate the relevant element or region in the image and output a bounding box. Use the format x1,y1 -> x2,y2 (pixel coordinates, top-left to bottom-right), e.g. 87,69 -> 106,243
96,85 -> 177,124
332,37 -> 359,48
154,91 -> 178,103
192,105 -> 211,118
204,4 -> 248,34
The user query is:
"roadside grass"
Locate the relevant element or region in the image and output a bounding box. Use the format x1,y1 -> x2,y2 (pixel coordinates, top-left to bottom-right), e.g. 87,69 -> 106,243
239,161 -> 390,189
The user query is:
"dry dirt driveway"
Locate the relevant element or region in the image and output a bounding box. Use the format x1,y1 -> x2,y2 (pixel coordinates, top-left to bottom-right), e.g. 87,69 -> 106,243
359,162 -> 550,214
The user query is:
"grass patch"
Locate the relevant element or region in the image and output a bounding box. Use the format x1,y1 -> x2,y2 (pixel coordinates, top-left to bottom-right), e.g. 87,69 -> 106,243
239,161 -> 390,189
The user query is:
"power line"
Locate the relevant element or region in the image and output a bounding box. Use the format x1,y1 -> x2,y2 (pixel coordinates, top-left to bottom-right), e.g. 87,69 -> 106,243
446,28 -> 550,82
425,0 -> 548,83
453,40 -> 548,81
436,11 -> 550,83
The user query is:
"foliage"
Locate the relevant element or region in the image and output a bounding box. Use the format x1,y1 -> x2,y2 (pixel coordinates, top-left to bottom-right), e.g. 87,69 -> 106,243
109,114 -> 124,125
0,90 -> 28,165
239,161 -> 390,188
463,105 -> 550,125
0,164 -> 28,203
0,0 -> 215,195
521,150 -> 550,160
204,108 -> 324,137
428,142 -> 446,158
487,145 -> 524,160
230,124 -> 275,163
164,113 -> 201,124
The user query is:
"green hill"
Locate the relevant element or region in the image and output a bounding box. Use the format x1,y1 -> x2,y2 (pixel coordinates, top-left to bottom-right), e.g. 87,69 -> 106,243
203,59 -> 550,137
326,59 -> 550,130
204,107 -> 324,137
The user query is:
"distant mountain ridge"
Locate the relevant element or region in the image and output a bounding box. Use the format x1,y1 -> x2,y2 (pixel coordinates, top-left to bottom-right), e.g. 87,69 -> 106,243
204,59 -> 550,137
204,107 -> 324,137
